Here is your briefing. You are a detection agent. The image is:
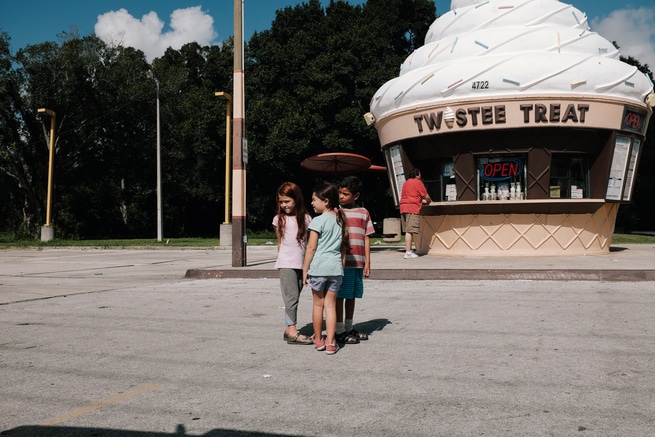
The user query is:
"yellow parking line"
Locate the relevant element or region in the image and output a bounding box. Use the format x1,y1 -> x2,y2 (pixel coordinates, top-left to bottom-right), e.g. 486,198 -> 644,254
41,383 -> 161,426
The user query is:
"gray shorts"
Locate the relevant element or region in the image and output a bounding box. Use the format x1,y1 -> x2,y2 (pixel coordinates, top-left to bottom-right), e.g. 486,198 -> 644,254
308,275 -> 342,292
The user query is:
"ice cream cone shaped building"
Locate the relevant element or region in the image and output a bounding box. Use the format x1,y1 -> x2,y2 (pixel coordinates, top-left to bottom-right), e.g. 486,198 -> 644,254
368,0 -> 654,256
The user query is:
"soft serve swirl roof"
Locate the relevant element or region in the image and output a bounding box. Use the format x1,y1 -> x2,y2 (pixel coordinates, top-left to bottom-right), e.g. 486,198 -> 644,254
370,0 -> 654,120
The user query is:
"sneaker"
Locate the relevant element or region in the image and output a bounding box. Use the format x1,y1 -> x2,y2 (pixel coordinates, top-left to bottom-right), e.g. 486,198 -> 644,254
404,251 -> 419,259
325,343 -> 339,355
312,334 -> 326,351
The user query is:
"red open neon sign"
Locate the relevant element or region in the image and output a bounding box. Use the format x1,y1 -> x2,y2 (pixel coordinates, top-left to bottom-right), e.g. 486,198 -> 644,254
623,112 -> 643,131
621,108 -> 648,134
481,160 -> 524,181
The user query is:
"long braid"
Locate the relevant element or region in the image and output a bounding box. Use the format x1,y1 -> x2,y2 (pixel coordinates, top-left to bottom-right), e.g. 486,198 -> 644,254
335,206 -> 350,253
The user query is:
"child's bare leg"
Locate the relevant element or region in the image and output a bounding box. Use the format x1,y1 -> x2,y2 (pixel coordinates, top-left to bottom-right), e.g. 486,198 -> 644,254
324,290 -> 337,345
405,232 -> 413,252
312,289 -> 325,340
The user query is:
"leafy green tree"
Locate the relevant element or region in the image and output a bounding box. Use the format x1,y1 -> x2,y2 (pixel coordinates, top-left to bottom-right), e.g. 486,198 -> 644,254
2,33 -> 155,238
78,42 -> 154,238
615,55 -> 654,232
245,0 -> 436,230
151,41 -> 233,237
0,25 -> 235,239
0,31 -> 28,235
0,33 -> 56,237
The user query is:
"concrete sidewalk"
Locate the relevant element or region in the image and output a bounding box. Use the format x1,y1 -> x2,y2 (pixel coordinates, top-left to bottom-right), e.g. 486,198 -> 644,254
185,243 -> 655,282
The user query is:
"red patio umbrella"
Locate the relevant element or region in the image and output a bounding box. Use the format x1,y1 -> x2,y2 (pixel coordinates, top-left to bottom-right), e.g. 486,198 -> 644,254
301,152 -> 372,175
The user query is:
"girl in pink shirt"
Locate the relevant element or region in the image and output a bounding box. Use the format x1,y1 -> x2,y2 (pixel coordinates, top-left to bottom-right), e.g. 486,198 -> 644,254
273,182 -> 313,345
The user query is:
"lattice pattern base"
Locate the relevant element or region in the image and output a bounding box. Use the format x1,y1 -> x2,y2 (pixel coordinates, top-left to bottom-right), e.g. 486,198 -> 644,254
417,203 -> 619,256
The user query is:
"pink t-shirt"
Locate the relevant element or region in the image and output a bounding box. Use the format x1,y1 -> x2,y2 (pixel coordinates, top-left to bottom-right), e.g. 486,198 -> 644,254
399,178 -> 428,214
272,214 -> 311,269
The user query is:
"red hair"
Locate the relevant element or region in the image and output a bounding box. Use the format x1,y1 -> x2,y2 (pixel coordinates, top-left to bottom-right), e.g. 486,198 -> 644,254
276,182 -> 309,243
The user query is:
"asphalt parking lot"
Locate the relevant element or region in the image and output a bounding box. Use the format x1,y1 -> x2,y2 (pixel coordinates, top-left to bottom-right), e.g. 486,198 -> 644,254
1,247 -> 655,436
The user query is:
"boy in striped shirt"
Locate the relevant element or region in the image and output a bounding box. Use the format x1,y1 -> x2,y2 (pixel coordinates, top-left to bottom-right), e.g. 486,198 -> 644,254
336,176 -> 375,344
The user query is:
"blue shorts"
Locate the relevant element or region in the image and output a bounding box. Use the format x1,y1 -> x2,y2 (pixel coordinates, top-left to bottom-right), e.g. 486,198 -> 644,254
308,275 -> 342,293
337,268 -> 364,299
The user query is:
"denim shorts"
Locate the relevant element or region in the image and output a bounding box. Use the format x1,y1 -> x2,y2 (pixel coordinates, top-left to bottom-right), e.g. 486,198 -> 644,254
308,275 -> 342,292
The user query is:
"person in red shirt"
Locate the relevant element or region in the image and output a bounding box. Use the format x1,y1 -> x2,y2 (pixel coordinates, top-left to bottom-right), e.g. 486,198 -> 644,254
399,169 -> 432,259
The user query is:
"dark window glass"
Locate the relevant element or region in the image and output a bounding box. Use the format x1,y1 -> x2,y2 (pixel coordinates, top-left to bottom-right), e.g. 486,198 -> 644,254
549,156 -> 589,199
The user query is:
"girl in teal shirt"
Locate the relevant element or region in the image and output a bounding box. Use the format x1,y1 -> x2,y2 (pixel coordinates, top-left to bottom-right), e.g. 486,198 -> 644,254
303,182 -> 349,355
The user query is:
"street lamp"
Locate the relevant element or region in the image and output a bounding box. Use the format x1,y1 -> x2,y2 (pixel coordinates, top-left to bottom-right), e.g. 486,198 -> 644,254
147,71 -> 163,242
214,92 -> 232,225
37,108 -> 56,242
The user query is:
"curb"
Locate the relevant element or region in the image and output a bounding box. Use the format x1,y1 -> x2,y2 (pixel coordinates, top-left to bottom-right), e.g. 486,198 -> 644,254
185,268 -> 655,282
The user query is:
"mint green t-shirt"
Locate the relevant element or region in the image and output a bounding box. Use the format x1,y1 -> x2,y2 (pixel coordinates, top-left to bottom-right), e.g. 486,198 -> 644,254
307,213 -> 343,277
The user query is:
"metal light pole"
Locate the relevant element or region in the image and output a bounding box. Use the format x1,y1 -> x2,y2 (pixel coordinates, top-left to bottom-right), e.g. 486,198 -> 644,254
232,0 -> 247,266
147,71 -> 163,242
37,108 -> 56,242
214,92 -> 232,225
215,92 -> 233,248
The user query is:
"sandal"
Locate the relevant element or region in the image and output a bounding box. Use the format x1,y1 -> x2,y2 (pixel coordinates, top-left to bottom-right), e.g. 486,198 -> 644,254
284,332 -> 313,345
349,329 -> 368,341
312,334 -> 326,351
325,343 -> 339,355
337,331 -> 359,344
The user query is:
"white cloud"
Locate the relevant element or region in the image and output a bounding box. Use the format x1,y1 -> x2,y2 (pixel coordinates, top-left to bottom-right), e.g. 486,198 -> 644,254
94,6 -> 218,62
591,7 -> 655,70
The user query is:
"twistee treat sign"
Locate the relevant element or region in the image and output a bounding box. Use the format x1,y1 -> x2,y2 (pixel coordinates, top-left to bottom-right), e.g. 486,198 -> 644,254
413,103 -> 590,133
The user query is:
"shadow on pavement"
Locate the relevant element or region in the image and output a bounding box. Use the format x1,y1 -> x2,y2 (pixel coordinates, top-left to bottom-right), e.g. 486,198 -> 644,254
296,317 -> 392,340
355,318 -> 392,335
1,425 -> 302,437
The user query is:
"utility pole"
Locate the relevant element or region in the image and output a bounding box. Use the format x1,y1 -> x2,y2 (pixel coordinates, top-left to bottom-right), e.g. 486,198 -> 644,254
232,0 -> 247,266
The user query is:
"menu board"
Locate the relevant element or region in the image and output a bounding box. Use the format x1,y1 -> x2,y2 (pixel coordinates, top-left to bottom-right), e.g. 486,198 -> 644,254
605,136 -> 631,200
622,139 -> 641,201
385,145 -> 405,206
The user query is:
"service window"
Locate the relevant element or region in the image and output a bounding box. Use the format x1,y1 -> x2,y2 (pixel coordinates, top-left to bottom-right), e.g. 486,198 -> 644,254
550,156 -> 590,199
422,160 -> 454,202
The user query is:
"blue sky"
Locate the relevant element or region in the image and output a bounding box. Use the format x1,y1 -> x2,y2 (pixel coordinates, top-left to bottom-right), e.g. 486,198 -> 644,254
1,0 -> 654,67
